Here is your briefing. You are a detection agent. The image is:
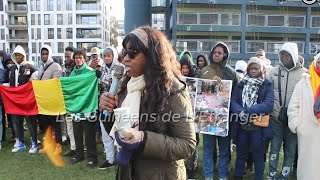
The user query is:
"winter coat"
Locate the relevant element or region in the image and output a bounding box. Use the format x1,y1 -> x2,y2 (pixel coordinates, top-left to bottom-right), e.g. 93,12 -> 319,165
288,73 -> 320,180
267,42 -> 305,123
9,45 -> 37,87
99,46 -> 124,94
116,78 -> 196,180
199,42 -> 239,88
69,62 -> 94,77
37,45 -> 62,80
230,79 -> 274,141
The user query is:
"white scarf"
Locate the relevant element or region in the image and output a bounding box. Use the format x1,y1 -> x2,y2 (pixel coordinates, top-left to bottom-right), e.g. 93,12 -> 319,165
110,75 -> 146,139
241,75 -> 264,108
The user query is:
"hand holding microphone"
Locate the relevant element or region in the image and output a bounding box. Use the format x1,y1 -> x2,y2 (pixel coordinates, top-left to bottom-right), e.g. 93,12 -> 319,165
99,65 -> 124,115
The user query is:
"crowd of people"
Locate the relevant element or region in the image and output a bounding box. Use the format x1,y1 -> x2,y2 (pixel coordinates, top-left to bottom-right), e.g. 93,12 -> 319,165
0,26 -> 319,180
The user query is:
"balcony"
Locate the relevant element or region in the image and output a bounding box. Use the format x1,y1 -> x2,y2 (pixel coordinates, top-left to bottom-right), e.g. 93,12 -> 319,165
246,40 -> 305,54
7,34 -> 28,42
7,21 -> 28,29
7,0 -> 28,2
76,4 -> 102,14
6,5 -> 28,14
177,12 -> 241,26
246,14 -> 306,28
76,33 -> 101,39
176,39 -> 240,55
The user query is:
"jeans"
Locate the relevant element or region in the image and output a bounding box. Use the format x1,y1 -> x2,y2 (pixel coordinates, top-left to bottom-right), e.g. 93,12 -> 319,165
203,134 -> 230,179
269,119 -> 297,179
12,115 -> 38,143
235,128 -> 265,180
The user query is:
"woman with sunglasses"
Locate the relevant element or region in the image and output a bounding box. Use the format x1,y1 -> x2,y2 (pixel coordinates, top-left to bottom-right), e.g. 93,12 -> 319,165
99,26 -> 196,180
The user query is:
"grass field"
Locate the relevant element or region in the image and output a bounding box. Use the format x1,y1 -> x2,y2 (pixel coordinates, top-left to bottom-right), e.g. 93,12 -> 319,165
0,131 -> 297,180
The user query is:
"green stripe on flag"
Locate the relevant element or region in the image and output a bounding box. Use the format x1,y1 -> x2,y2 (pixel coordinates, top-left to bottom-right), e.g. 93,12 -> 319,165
60,71 -> 98,114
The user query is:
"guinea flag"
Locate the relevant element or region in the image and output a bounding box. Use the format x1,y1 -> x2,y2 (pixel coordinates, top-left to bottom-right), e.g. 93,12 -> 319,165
0,71 -> 98,116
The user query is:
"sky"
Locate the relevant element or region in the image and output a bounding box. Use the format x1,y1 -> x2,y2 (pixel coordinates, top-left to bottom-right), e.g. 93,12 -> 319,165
109,0 -> 124,20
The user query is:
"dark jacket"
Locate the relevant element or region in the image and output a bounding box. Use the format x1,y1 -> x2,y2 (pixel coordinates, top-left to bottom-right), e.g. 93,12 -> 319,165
116,78 -> 196,180
199,42 -> 239,88
230,79 -> 275,141
3,54 -> 11,84
9,46 -> 37,87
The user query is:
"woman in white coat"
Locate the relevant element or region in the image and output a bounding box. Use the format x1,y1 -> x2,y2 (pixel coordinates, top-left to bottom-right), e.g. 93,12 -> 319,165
288,53 -> 320,180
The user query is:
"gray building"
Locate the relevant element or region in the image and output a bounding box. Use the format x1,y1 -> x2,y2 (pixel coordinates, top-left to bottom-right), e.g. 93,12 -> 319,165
125,0 -> 320,66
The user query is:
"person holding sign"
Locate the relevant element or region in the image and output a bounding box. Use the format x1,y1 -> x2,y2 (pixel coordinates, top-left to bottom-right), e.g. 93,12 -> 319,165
230,57 -> 274,180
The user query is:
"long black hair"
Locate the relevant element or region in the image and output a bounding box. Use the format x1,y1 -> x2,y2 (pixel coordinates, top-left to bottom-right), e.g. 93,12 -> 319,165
119,26 -> 181,115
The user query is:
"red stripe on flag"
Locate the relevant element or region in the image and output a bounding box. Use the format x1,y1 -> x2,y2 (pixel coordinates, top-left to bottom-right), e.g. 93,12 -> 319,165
0,82 -> 39,115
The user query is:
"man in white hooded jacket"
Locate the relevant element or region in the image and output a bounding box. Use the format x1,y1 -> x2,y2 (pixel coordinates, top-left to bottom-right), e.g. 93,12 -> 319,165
267,42 -> 305,180
37,44 -> 63,155
9,45 -> 38,153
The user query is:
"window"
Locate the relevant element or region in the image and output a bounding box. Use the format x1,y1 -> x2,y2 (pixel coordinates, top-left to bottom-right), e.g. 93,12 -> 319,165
37,28 -> 41,39
48,28 -> 54,39
152,0 -> 165,7
14,3 -> 27,11
247,14 -> 265,26
31,28 -> 34,39
312,16 -> 320,27
48,0 -> 54,11
67,28 -> 72,39
246,41 -> 264,53
66,0 -> 72,10
200,14 -> 218,25
152,14 -> 165,30
199,41 -> 211,51
0,0 -> 3,11
1,15 -> 3,25
44,14 -> 50,25
69,42 -> 73,47
15,16 -> 27,25
80,2 -> 97,10
58,42 -> 64,53
288,16 -> 304,27
32,42 -> 36,53
57,14 -> 63,25
57,0 -> 61,11
36,0 -> 40,11
77,42 -> 98,51
1,29 -> 4,40
221,14 -> 240,26
178,13 -> 197,25
268,15 -> 284,26
38,14 -> 41,25
31,14 -> 35,25
57,28 -> 61,39
68,14 -> 72,24
30,0 -> 34,11
81,16 -> 97,24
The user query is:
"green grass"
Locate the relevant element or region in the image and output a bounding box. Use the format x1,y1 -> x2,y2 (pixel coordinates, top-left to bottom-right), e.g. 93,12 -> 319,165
0,132 -> 296,180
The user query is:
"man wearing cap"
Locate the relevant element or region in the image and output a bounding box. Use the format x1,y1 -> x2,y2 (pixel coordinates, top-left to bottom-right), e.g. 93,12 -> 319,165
37,44 -> 63,155
88,47 -> 103,78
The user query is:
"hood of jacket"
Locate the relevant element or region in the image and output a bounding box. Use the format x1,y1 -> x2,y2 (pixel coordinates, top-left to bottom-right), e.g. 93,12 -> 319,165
11,45 -> 27,66
41,44 -> 54,66
208,42 -> 230,68
103,46 -> 119,70
180,54 -> 197,77
278,42 -> 300,71
196,54 -> 209,68
179,50 -> 193,60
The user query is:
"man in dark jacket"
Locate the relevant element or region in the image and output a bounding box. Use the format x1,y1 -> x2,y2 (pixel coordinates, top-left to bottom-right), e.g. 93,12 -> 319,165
199,42 -> 239,180
9,45 -> 38,153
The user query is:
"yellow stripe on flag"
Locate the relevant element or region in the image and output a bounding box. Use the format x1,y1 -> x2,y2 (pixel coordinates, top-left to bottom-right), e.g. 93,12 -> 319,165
32,78 -> 66,115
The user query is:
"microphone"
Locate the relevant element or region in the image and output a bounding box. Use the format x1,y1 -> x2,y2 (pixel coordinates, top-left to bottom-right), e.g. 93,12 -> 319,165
103,65 -> 125,116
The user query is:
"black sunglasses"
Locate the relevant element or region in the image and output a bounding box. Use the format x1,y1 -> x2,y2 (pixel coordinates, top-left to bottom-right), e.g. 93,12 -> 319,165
122,49 -> 139,59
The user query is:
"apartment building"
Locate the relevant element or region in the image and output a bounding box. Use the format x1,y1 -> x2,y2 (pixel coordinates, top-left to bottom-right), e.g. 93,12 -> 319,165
126,0 -> 320,66
0,0 -> 112,68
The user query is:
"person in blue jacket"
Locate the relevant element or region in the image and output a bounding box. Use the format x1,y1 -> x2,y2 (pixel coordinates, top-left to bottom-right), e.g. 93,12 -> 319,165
230,57 -> 274,180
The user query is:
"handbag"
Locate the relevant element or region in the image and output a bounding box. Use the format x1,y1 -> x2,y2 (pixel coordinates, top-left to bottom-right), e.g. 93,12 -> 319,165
252,115 -> 270,127
277,67 -> 289,125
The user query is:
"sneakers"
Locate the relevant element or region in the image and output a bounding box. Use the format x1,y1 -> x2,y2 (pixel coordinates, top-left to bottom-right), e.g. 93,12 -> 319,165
29,141 -> 38,153
98,161 -> 115,170
12,141 -> 26,152
14,138 -> 19,148
87,161 -> 98,168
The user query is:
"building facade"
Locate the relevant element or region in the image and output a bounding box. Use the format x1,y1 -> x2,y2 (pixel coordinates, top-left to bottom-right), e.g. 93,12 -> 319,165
0,0 -> 112,67
126,0 -> 320,66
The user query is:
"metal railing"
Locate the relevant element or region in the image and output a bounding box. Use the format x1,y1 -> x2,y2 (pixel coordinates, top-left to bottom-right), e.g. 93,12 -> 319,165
246,40 -> 305,54
177,12 -> 241,26
246,13 -> 306,28
176,39 -> 240,53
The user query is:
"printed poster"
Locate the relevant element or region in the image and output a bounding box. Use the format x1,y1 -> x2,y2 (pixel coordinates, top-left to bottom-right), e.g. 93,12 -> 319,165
183,77 -> 232,137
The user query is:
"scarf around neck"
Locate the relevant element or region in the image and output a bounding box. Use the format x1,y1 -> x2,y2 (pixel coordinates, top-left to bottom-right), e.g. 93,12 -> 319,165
309,61 -> 320,122
241,75 -> 264,108
110,75 -> 146,141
